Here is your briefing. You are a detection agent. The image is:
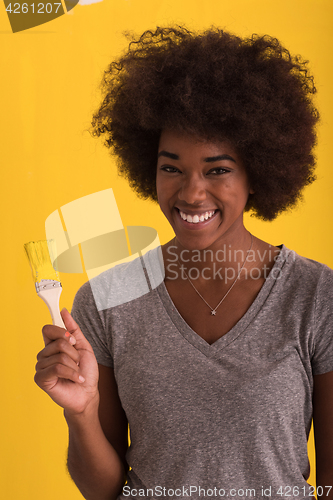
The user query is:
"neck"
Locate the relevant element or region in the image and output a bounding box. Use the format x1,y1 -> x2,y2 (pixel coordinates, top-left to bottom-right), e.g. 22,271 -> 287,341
163,228 -> 253,282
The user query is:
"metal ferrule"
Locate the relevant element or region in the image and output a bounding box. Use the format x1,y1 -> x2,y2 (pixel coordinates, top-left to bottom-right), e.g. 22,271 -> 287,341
35,279 -> 62,293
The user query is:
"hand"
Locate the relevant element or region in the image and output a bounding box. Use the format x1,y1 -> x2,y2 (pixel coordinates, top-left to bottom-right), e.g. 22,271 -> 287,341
35,308 -> 99,415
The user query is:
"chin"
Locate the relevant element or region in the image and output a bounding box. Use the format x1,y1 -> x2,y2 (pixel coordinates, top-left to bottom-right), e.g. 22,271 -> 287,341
174,235 -> 218,252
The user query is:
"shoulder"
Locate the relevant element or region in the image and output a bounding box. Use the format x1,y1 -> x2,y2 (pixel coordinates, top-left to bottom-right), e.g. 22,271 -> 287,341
282,246 -> 333,288
73,246 -> 164,313
272,246 -> 333,315
72,280 -> 95,312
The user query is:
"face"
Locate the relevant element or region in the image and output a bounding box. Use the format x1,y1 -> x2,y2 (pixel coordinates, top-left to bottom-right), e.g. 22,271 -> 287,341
156,129 -> 254,251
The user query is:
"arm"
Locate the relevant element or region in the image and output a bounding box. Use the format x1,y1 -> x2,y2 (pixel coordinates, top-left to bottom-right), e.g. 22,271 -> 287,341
312,371 -> 333,500
35,309 -> 127,500
64,365 -> 127,500
65,365 -> 128,500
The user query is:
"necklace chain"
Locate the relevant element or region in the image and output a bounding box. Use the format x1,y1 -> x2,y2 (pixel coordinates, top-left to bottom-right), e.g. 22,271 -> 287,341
183,233 -> 253,316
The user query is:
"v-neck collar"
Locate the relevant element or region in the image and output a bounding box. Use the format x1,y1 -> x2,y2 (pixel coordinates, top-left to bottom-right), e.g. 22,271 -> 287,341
156,244 -> 290,357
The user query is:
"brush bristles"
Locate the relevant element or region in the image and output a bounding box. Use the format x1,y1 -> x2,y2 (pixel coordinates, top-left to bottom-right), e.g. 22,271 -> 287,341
24,240 -> 60,283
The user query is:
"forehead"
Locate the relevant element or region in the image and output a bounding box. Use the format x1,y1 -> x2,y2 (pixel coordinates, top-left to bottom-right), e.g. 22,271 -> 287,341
158,129 -> 241,161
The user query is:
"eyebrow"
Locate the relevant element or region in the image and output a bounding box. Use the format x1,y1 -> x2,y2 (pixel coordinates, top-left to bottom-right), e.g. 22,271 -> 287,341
158,151 -> 179,160
205,154 -> 236,163
157,151 -> 236,163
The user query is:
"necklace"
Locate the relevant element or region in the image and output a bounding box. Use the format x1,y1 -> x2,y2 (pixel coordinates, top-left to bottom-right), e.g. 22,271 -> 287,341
184,233 -> 253,316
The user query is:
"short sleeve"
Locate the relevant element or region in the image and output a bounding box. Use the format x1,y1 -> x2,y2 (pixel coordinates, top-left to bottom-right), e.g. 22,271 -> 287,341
71,281 -> 113,367
311,265 -> 333,375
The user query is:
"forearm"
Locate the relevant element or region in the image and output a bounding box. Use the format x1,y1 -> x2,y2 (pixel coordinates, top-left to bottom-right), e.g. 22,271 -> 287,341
64,397 -> 126,500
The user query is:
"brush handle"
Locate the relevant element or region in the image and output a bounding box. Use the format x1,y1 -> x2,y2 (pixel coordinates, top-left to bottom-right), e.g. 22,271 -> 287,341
37,287 -> 66,329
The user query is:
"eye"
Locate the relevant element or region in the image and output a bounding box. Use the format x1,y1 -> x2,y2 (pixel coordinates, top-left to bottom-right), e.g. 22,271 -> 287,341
207,167 -> 230,175
160,165 -> 181,173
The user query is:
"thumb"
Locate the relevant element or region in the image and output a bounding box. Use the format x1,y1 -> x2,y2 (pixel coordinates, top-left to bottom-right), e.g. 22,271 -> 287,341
60,308 -> 93,352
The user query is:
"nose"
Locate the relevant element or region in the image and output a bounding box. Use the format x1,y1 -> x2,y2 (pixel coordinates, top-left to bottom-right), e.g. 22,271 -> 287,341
178,174 -> 207,205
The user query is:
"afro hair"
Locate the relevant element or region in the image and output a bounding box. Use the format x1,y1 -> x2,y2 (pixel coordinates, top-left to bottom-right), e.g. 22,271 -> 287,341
91,26 -> 319,220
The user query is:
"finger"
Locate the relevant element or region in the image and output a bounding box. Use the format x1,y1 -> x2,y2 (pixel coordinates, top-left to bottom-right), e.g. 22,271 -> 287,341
36,352 -> 80,373
37,338 -> 80,365
60,308 -> 94,352
34,364 -> 85,389
42,324 -> 76,347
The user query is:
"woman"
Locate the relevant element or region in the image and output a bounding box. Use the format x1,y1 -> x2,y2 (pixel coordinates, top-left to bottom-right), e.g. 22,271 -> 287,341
35,27 -> 333,500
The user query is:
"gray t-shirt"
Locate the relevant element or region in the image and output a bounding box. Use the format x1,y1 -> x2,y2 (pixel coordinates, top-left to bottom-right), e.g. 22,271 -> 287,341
71,245 -> 333,500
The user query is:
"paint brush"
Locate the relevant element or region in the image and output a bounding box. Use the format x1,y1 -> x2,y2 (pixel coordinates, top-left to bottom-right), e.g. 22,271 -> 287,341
24,240 -> 65,328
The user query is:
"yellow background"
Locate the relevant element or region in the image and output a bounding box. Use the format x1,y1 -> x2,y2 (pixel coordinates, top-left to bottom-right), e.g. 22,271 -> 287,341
1,0 -> 332,498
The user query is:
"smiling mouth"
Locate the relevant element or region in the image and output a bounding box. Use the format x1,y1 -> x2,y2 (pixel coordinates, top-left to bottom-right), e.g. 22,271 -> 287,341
177,209 -> 218,224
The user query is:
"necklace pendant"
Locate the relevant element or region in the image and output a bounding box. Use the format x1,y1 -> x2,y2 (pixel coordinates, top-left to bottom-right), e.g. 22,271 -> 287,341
183,232 -> 253,318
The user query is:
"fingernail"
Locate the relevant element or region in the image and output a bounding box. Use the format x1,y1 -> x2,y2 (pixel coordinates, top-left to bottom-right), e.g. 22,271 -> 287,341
69,336 -> 76,345
79,376 -> 85,383
65,331 -> 70,338
61,308 -> 68,313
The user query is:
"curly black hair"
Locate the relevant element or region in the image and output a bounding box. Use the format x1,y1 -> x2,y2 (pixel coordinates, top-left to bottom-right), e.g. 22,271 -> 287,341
91,26 -> 319,220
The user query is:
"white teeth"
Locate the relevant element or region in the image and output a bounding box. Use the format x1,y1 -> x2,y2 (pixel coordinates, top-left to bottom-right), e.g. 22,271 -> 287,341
179,210 -> 216,224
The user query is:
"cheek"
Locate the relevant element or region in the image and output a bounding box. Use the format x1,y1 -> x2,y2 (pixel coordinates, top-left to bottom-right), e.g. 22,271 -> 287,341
222,180 -> 252,205
217,180 -> 241,199
156,177 -> 176,201
155,178 -> 164,204
156,183 -> 171,216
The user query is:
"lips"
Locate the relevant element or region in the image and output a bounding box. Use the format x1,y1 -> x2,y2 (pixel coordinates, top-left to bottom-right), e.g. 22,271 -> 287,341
176,208 -> 218,226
